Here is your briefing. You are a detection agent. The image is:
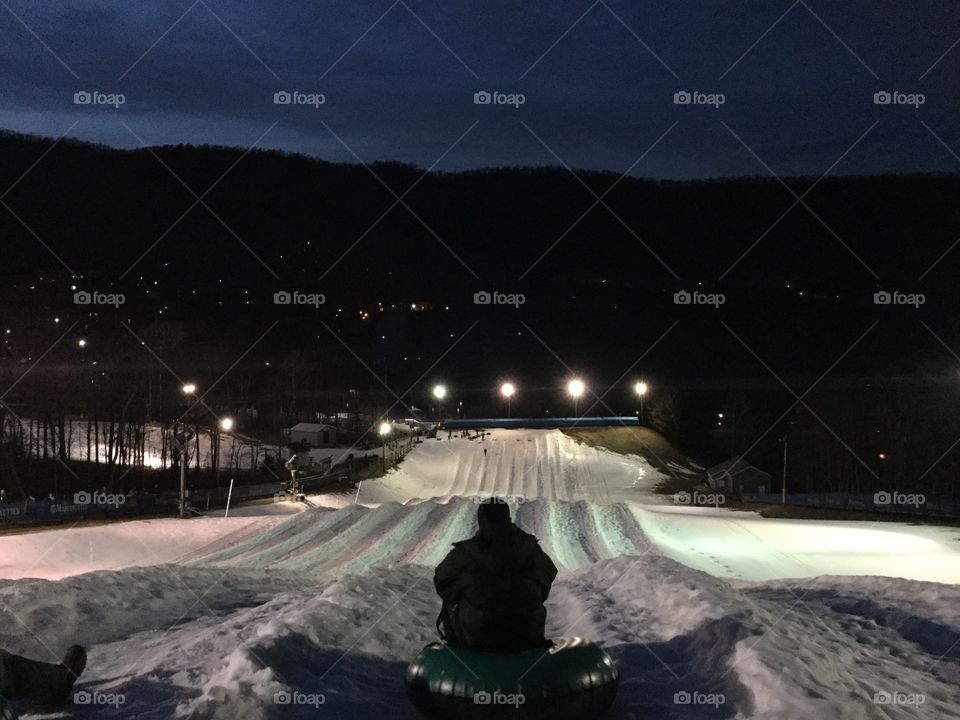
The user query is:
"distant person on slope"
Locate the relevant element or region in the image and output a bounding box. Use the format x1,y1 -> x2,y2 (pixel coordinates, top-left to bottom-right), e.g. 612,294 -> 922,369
0,645 -> 86,708
434,502 -> 557,653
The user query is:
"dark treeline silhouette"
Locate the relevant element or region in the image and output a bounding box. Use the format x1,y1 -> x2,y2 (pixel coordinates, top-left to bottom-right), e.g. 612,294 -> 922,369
1,130 -> 959,501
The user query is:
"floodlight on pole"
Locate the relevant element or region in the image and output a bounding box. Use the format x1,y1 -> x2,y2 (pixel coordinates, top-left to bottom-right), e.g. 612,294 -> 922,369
220,417 -> 234,431
433,384 -> 447,422
634,381 -> 649,425
500,382 -> 516,417
567,378 -> 585,416
182,383 -> 197,395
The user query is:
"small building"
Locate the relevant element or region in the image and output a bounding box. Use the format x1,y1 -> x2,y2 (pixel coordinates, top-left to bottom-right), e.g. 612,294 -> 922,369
289,422 -> 338,448
707,457 -> 772,495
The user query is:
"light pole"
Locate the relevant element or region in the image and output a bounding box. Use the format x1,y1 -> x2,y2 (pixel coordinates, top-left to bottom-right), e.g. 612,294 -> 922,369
634,381 -> 648,425
567,378 -> 585,417
500,382 -> 515,417
179,383 -> 197,518
216,417 -> 233,486
781,436 -> 788,506
378,421 -> 391,473
433,384 -> 447,423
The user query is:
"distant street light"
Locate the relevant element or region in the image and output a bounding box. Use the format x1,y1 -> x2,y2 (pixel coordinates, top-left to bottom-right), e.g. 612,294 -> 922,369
77,338 -> 87,348
500,382 -> 516,417
220,417 -> 234,431
215,417 -> 234,485
433,384 -> 447,422
182,383 -> 197,395
634,381 -> 649,425
567,378 -> 586,416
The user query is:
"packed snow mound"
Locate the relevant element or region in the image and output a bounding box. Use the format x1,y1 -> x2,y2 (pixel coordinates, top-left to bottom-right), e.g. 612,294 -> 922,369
4,557 -> 959,719
0,514 -> 296,580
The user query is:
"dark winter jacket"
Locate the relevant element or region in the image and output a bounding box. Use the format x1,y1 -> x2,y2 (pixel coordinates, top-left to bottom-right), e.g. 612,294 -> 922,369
434,524 -> 558,652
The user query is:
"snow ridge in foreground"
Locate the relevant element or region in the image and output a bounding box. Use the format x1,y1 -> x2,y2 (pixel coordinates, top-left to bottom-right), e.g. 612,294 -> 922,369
2,503 -> 959,719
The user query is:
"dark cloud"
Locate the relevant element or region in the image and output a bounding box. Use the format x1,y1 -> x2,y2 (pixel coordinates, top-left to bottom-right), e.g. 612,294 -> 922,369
1,0 -> 958,178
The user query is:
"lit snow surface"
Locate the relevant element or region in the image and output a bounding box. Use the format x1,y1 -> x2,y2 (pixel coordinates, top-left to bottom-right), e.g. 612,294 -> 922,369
1,429 -> 959,719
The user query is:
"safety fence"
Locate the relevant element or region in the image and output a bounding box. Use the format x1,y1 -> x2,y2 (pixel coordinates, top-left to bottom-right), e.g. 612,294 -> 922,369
740,491 -> 959,518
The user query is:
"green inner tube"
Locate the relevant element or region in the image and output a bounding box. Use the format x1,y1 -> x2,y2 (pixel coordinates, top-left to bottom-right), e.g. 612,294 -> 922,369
406,637 -> 618,720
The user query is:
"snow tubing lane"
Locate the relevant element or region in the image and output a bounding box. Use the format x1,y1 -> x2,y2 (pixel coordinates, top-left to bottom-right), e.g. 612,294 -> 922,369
405,637 -> 618,720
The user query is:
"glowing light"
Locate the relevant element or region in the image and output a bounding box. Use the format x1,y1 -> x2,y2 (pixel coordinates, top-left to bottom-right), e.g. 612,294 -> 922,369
433,385 -> 447,400
378,421 -> 392,436
567,379 -> 585,398
182,383 -> 196,395
634,381 -> 649,396
77,339 -> 87,348
220,417 -> 234,431
500,382 -> 516,398
879,452 -> 887,460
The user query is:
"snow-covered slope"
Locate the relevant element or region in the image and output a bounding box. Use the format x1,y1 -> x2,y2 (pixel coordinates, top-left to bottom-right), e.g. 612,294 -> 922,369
347,429 -> 669,505
1,430 -> 959,719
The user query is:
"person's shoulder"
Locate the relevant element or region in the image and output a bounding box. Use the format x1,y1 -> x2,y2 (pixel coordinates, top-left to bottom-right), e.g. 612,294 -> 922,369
511,526 -> 542,547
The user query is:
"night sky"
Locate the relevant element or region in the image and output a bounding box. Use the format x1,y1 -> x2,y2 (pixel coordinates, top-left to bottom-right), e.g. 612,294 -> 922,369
1,0 -> 959,179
